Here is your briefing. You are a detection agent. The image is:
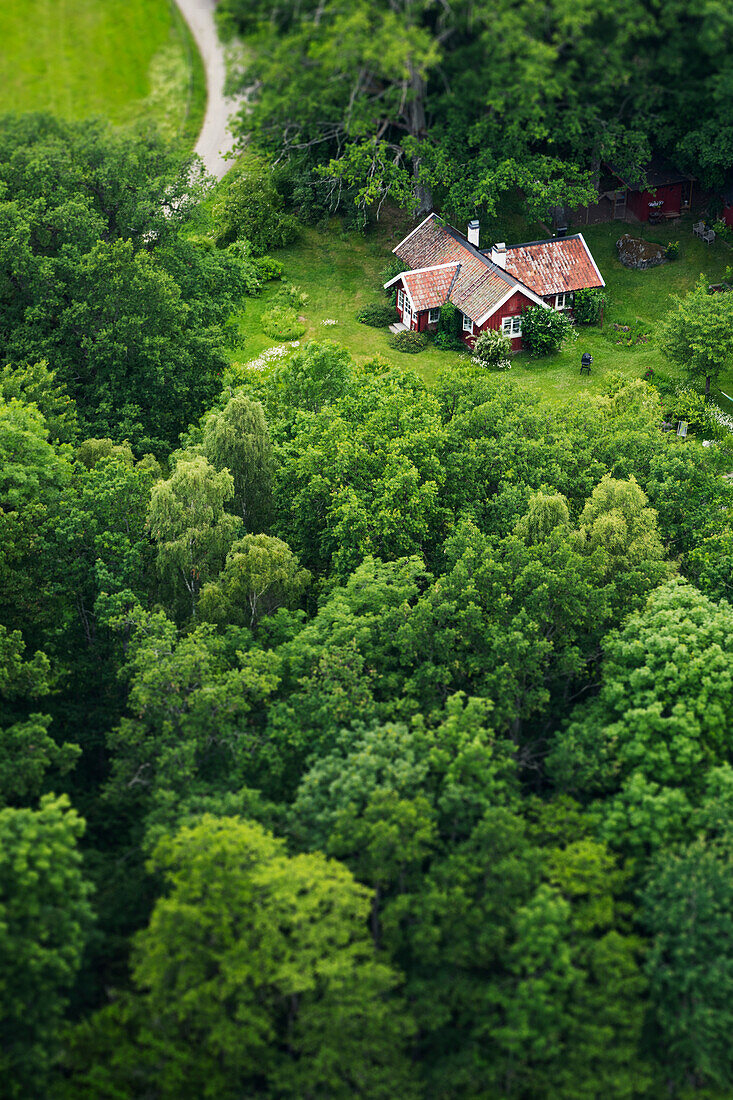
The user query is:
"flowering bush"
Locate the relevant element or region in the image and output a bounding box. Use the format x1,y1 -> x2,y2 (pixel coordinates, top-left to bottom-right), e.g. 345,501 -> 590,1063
471,328 -> 512,370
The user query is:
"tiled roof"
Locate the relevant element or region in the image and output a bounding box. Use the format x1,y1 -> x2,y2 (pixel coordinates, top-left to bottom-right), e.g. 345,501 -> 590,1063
505,236 -> 604,296
402,264 -> 460,311
392,216 -> 604,321
394,215 -> 517,321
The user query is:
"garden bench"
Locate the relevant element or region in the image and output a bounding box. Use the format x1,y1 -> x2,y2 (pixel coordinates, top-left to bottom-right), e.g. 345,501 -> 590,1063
580,353 -> 593,375
702,228 -> 716,245
693,221 -> 705,237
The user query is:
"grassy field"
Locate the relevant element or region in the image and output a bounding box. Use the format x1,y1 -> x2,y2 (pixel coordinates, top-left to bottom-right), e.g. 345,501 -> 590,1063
0,0 -> 205,142
232,211 -> 733,403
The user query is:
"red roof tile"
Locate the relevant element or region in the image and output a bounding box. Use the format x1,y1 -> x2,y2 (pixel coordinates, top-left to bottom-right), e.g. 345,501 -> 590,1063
393,215 -> 517,321
505,236 -> 604,296
402,264 -> 459,311
391,216 -> 604,322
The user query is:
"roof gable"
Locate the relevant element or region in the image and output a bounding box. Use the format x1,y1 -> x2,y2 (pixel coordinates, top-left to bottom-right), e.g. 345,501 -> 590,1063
401,264 -> 460,311
392,213 -> 547,321
504,235 -> 604,296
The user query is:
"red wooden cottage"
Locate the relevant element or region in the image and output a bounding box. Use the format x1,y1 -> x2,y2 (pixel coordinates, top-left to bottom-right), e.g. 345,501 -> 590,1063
603,157 -> 694,223
386,213 -> 604,352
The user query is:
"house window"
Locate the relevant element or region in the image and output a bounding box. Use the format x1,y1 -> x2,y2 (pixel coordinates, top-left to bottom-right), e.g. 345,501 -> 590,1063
501,315 -> 522,337
429,307 -> 441,325
462,313 -> 474,333
554,292 -> 572,310
397,288 -> 405,311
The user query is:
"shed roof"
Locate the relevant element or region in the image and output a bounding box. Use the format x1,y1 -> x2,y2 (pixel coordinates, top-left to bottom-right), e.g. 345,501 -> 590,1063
504,235 -> 605,296
606,155 -> 694,192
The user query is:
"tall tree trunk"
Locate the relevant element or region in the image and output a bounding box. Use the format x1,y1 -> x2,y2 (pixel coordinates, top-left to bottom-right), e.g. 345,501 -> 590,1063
408,66 -> 432,214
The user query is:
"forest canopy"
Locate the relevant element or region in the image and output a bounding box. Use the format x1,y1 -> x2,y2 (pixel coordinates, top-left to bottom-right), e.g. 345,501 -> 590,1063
5,9 -> 733,1098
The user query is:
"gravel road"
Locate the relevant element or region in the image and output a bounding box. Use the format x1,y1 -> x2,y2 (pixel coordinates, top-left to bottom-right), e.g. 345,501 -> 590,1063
175,0 -> 242,179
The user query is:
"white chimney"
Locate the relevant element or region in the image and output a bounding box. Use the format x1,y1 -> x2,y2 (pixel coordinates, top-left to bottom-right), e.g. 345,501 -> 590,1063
491,242 -> 507,269
467,219 -> 480,247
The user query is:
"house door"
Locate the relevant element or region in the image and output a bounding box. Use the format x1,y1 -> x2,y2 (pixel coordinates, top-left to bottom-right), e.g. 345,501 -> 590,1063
403,302 -> 412,328
614,190 -> 627,219
681,180 -> 692,210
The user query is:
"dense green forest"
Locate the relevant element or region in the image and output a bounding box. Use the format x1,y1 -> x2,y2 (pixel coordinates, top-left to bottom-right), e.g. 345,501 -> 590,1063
5,2 -> 733,1097
219,0 -> 733,223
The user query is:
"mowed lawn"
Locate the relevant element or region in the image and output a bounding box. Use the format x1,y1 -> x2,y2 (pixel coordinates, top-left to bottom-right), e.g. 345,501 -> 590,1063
0,0 -> 204,140
236,212 -> 733,404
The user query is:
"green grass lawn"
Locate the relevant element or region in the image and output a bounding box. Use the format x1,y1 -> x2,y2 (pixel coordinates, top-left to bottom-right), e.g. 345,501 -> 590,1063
0,0 -> 205,141
232,211 -> 733,403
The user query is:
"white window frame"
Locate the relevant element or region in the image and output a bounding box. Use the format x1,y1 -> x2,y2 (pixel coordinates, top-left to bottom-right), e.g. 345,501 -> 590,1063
397,288 -> 405,311
462,313 -> 474,333
403,301 -> 412,327
554,292 -> 571,310
501,315 -> 522,337
428,307 -> 441,324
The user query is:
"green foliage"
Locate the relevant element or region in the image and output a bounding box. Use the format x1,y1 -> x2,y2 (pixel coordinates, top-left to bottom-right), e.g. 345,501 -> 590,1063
253,254 -> 284,281
213,161 -> 300,254
0,627 -> 79,807
0,114 -> 257,454
549,580 -> 733,852
471,327 -> 512,369
64,815 -> 418,1099
198,534 -> 310,628
202,393 -> 275,529
0,795 -> 93,1099
434,300 -> 463,349
389,329 -> 428,353
269,282 -> 309,311
659,277 -> 733,394
147,455 -> 243,615
521,305 -> 578,357
573,287 -> 606,325
665,240 -> 680,260
270,339 -> 354,417
643,836 -> 733,1091
381,257 -> 410,291
104,607 -> 281,819
261,303 -> 306,340
357,302 -> 398,327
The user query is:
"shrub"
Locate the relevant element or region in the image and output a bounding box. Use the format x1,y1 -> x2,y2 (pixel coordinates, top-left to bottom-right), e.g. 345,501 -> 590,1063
665,241 -> 680,261
573,287 -> 607,325
213,162 -> 300,255
381,258 -> 409,296
357,303 -> 397,327
261,305 -> 306,340
254,256 -> 284,282
274,283 -> 308,310
389,330 -> 428,353
471,328 -> 512,370
521,305 -> 578,357
435,301 -> 463,349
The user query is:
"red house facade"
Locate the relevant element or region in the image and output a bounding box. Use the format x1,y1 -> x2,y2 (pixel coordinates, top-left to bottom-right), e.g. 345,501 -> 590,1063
603,158 -> 694,223
387,215 -> 605,351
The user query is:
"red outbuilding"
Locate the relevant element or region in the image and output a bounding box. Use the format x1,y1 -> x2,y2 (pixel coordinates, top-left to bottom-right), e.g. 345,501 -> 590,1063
604,157 -> 694,223
386,214 -> 605,352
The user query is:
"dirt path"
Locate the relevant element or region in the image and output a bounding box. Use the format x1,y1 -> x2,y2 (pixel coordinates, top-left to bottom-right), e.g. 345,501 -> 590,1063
174,0 -> 242,179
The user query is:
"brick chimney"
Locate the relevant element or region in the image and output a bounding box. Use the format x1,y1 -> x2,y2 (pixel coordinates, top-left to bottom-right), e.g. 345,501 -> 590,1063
491,242 -> 507,269
467,219 -> 480,247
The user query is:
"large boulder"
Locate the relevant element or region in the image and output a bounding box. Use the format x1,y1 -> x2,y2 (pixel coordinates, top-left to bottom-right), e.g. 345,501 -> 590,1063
616,233 -> 667,269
